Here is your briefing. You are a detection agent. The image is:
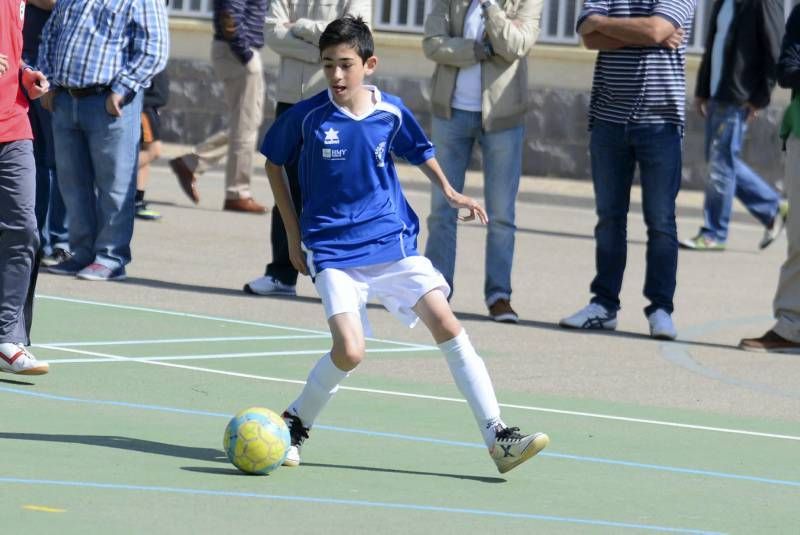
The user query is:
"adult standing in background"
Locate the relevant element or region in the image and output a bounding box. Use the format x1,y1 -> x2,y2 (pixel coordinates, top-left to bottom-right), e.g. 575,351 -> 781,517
740,4 -> 800,353
243,0 -> 371,296
0,0 -> 50,374
169,0 -> 269,213
22,0 -> 70,267
681,0 -> 786,251
423,0 -> 543,323
559,0 -> 695,340
39,0 -> 169,281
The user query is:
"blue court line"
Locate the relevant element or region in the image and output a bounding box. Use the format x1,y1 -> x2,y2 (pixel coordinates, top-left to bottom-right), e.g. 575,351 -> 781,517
0,476 -> 722,534
2,385 -> 798,490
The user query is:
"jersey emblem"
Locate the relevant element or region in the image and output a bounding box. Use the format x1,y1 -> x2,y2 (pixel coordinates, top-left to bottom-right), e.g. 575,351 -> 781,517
322,147 -> 348,161
374,141 -> 386,168
323,128 -> 340,145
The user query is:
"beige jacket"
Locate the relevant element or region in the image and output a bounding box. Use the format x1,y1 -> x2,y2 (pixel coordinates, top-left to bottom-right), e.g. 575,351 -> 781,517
265,0 -> 372,104
423,0 -> 542,131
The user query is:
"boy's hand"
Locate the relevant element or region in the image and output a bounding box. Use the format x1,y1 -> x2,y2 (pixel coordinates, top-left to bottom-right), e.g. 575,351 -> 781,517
446,191 -> 489,224
21,68 -> 49,100
288,238 -> 309,276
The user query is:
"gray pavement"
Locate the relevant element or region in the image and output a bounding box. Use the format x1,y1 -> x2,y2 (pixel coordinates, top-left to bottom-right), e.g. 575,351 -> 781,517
34,144 -> 800,425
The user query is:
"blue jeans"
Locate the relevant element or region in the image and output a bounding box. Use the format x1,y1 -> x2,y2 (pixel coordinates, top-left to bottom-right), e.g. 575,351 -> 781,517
28,97 -> 68,254
52,91 -> 143,270
425,110 -> 523,304
589,119 -> 682,316
700,101 -> 780,242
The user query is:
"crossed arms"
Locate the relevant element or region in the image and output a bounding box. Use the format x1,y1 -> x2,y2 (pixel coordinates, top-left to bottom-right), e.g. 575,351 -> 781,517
578,15 -> 684,51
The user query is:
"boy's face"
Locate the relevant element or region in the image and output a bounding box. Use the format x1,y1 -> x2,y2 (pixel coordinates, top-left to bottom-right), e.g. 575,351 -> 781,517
321,43 -> 377,104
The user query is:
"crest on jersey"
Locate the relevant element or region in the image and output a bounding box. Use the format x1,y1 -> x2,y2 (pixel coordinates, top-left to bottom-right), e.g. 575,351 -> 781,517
374,142 -> 386,168
324,128 -> 340,145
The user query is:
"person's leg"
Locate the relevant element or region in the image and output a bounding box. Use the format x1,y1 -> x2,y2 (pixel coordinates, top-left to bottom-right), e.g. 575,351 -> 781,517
413,289 -> 504,445
51,91 -> 97,268
0,141 -> 40,345
413,288 -> 548,471
479,124 -> 523,307
285,312 -> 361,428
588,120 -> 636,313
82,91 -> 143,271
700,102 -> 741,243
773,137 -> 800,341
33,98 -> 69,254
729,119 -> 781,228
217,46 -> 264,201
265,101 -> 302,285
633,123 -> 682,317
425,110 -> 479,294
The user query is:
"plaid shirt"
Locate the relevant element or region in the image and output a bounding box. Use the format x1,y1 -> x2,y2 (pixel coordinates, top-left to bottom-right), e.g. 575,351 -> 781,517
38,0 -> 169,98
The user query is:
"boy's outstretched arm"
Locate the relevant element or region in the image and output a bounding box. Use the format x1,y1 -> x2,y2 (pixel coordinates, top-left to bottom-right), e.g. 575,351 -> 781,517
418,158 -> 489,224
265,160 -> 308,275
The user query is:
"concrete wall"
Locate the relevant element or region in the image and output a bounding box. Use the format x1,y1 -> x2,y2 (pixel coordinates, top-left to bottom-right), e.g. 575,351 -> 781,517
163,19 -> 791,190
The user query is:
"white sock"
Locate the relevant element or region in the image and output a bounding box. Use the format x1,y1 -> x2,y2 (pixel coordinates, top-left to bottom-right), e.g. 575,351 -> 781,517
287,352 -> 349,428
439,330 -> 504,448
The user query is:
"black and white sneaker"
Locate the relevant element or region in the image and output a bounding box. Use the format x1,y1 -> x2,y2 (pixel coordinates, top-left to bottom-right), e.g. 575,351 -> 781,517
559,303 -> 617,330
490,426 -> 549,474
282,411 -> 309,467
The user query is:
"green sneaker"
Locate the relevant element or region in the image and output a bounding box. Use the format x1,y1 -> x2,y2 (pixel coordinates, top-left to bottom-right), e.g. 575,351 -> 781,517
759,200 -> 789,250
135,202 -> 162,221
679,234 -> 726,251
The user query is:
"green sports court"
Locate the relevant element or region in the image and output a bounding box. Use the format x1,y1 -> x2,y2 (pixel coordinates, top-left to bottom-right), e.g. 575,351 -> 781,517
2,163 -> 798,534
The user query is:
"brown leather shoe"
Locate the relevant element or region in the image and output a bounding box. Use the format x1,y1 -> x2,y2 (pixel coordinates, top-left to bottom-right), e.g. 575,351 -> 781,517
739,330 -> 800,353
169,157 -> 200,204
488,298 -> 518,323
223,197 -> 268,214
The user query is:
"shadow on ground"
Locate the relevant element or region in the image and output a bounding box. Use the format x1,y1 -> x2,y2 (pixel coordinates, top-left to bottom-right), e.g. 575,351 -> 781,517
0,433 -> 227,463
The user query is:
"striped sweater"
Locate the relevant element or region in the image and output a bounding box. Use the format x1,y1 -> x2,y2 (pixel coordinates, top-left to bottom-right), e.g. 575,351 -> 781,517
214,0 -> 268,64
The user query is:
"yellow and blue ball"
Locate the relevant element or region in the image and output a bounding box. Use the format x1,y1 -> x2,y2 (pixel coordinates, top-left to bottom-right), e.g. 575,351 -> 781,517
223,407 -> 290,475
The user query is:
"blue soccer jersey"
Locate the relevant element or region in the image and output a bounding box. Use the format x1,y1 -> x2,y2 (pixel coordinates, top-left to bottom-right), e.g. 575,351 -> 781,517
260,87 -> 436,272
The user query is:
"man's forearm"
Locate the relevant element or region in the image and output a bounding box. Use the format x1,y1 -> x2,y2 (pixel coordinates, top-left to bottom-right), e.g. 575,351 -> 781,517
582,31 -> 626,50
586,16 -> 676,46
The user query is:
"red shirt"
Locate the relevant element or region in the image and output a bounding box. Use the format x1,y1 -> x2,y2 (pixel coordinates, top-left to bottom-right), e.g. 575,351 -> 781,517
0,0 -> 32,142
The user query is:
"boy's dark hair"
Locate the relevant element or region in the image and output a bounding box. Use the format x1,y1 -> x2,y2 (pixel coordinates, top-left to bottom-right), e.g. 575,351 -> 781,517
319,16 -> 374,63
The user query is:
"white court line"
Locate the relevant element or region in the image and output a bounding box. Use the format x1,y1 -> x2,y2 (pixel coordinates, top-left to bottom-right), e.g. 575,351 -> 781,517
36,295 -> 437,351
41,345 -> 800,442
34,334 -> 331,348
41,345 -> 433,364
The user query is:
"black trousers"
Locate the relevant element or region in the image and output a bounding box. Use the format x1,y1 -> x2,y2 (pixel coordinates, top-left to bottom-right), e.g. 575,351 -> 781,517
265,101 -> 303,285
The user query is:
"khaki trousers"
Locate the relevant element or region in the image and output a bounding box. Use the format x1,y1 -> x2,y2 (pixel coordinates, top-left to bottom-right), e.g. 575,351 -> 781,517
773,137 -> 800,341
180,41 -> 264,200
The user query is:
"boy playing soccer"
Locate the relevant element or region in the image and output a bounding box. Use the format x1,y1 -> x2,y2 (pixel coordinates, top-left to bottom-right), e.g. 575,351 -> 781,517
261,16 -> 548,474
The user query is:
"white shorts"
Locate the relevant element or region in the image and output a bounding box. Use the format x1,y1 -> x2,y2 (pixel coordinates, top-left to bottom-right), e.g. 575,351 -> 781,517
314,256 -> 450,334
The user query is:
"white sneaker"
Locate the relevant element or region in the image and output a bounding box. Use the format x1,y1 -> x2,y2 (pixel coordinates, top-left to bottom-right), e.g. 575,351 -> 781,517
647,309 -> 677,340
0,343 -> 49,375
281,411 -> 308,467
243,275 -> 296,296
559,303 -> 617,330
490,427 -> 549,474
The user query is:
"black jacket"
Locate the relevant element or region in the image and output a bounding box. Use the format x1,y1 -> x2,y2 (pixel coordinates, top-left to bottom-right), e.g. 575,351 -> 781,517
144,69 -> 170,110
695,0 -> 785,108
778,4 -> 800,96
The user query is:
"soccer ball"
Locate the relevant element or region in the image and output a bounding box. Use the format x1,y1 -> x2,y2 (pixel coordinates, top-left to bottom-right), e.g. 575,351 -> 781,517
223,407 -> 290,475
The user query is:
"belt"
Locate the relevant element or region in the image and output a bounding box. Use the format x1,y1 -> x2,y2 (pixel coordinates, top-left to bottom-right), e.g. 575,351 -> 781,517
62,85 -> 110,98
